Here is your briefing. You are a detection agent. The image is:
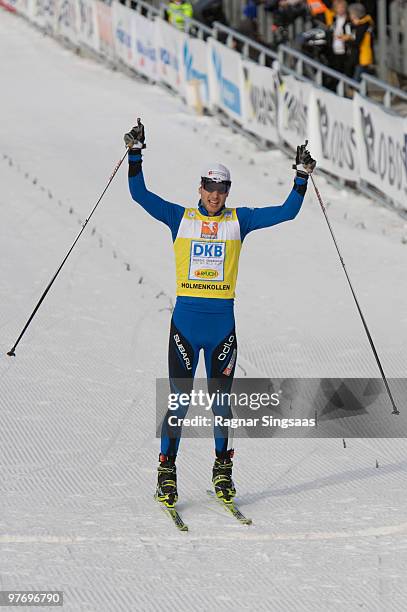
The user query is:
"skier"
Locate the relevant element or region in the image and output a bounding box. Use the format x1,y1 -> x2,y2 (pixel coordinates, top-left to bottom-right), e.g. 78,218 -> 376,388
124,120 -> 316,509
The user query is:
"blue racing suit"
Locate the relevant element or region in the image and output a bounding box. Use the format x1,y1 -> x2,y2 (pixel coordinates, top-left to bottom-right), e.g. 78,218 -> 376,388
128,150 -> 308,458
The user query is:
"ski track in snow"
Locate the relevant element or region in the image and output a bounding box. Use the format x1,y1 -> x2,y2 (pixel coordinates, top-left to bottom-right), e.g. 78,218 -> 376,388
1,9 -> 407,612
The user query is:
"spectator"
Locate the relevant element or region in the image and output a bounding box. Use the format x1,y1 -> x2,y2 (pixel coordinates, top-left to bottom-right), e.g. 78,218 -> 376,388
328,0 -> 352,74
266,0 -> 307,30
167,0 -> 193,30
341,2 -> 374,80
296,0 -> 332,65
360,0 -> 376,23
193,0 -> 229,29
306,0 -> 334,26
237,17 -> 260,43
298,26 -> 330,64
243,0 -> 260,20
239,0 -> 260,40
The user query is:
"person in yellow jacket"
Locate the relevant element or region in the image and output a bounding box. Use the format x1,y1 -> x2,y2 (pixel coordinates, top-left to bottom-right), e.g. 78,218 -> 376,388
167,0 -> 193,30
340,3 -> 374,80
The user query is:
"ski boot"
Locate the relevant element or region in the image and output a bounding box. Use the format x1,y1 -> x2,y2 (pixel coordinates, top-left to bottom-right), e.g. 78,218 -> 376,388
212,449 -> 236,504
155,454 -> 178,508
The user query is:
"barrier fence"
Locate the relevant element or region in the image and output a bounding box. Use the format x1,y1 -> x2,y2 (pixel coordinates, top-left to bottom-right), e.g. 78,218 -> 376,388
2,0 -> 407,212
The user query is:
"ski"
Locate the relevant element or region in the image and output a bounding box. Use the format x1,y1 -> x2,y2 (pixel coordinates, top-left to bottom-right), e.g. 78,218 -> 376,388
154,496 -> 188,532
206,490 -> 252,525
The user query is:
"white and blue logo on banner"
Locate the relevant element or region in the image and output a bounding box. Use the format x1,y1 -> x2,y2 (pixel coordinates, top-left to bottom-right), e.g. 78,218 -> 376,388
183,39 -> 209,105
208,39 -> 244,121
156,18 -> 184,93
112,2 -> 134,67
212,48 -> 241,115
116,22 -> 131,50
132,12 -> 157,80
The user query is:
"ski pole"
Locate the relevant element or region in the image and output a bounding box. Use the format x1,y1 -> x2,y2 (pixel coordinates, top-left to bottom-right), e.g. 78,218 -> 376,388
309,173 -> 399,415
7,148 -> 129,357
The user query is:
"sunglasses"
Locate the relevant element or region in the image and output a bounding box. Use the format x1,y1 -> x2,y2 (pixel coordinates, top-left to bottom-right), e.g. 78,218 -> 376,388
201,178 -> 231,194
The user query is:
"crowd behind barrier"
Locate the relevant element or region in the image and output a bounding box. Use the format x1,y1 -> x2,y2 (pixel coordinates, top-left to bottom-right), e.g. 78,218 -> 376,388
222,0 -> 406,83
158,0 -> 376,84
2,0 -> 407,212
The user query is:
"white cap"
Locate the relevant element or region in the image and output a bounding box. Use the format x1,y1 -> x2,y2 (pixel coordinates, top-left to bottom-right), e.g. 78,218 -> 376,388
201,163 -> 231,183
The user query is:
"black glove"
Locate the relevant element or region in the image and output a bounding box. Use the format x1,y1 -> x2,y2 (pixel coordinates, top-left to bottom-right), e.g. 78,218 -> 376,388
293,140 -> 316,178
124,118 -> 146,150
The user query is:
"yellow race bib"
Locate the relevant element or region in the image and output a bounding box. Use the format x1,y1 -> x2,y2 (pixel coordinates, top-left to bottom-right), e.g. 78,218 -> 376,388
174,208 -> 242,299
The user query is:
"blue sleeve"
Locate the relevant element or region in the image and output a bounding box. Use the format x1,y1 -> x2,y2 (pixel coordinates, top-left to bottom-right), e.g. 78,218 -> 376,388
236,176 -> 307,241
128,152 -> 184,242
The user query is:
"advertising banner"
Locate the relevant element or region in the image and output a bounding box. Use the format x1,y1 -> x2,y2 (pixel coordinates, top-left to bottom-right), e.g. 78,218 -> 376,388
8,0 -> 36,15
30,0 -> 57,31
0,0 -> 17,12
181,36 -> 210,108
131,11 -> 157,81
242,60 -> 279,144
55,0 -> 79,45
17,0 -> 35,18
278,75 -> 312,150
354,93 -> 407,207
26,0 -> 42,26
112,1 -> 134,67
95,0 -> 114,58
0,0 -> 36,15
309,87 -> 359,182
155,17 -> 184,93
208,38 -> 245,123
77,0 -> 99,53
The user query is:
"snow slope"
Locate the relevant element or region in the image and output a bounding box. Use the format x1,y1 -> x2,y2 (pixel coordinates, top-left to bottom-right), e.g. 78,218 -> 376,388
1,10 -> 407,611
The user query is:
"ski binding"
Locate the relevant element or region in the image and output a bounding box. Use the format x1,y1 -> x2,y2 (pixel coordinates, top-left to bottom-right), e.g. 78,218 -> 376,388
206,490 -> 252,525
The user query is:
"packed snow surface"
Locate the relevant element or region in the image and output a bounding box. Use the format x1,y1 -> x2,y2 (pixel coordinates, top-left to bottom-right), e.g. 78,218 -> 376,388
1,10 -> 407,612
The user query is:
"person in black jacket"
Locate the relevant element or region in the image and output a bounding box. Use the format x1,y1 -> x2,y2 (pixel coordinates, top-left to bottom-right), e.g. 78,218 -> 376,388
328,0 -> 352,75
193,0 -> 229,28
